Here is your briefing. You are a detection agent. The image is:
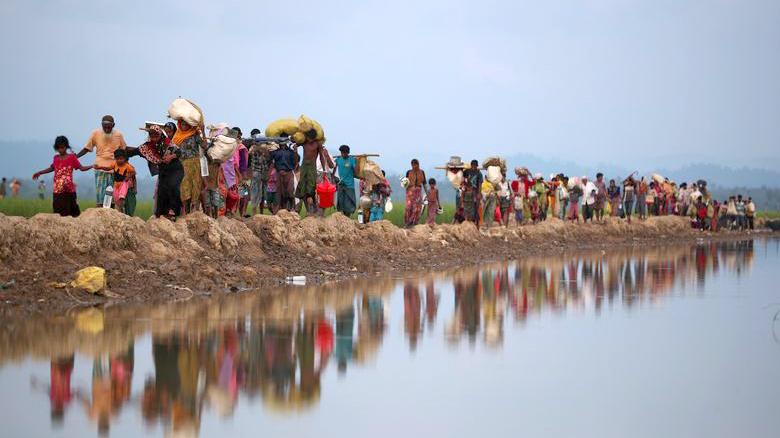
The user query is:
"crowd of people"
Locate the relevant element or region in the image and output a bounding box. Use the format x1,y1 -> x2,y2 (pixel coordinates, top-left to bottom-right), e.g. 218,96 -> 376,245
440,159 -> 758,231
20,112 -> 758,232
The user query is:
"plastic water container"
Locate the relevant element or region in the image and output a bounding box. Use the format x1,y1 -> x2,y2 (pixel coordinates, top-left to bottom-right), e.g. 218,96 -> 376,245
102,185 -> 114,208
286,276 -> 306,286
317,177 -> 336,208
199,155 -> 209,177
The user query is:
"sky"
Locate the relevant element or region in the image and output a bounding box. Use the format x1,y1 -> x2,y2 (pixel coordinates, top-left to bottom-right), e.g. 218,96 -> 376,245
1,0 -> 779,172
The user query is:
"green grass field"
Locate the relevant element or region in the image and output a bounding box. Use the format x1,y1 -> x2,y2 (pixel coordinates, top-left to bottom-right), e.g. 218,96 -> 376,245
4,197 -> 777,227
757,211 -> 780,219
0,197 -> 155,219
0,197 -> 457,227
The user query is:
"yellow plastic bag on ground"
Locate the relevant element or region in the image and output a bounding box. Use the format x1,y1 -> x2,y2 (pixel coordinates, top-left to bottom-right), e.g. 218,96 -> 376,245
266,118 -> 300,137
297,115 -> 325,142
71,267 -> 107,294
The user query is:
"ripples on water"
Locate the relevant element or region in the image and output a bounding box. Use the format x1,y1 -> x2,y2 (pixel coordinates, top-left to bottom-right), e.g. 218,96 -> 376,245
0,239 -> 778,437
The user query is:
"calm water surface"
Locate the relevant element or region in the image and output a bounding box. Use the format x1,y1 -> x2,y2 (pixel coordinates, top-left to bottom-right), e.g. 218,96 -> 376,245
1,239 -> 779,437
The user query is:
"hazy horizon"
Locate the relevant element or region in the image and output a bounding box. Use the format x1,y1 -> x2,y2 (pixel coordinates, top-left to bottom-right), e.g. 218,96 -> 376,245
1,0 -> 779,173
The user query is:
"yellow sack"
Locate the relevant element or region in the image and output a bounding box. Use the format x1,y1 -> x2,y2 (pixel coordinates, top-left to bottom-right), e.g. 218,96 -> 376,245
291,131 -> 306,145
71,267 -> 107,294
297,114 -> 325,142
605,201 -> 612,216
266,118 -> 300,137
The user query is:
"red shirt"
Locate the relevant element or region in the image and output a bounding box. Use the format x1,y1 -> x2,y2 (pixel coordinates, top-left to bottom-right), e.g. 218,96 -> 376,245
512,177 -> 532,197
52,154 -> 82,194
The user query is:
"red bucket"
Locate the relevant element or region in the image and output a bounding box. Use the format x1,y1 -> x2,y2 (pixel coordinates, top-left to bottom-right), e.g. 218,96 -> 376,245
317,177 -> 337,209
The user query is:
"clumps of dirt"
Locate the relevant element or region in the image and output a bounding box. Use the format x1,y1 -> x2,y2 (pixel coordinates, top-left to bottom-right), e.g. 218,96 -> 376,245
0,208 -> 766,315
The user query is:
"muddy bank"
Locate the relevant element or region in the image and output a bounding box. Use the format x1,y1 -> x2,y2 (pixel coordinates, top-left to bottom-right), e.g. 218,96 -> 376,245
0,208 -> 770,315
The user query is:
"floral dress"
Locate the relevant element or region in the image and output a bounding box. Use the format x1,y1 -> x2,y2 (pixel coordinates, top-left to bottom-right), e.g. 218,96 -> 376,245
52,153 -> 82,216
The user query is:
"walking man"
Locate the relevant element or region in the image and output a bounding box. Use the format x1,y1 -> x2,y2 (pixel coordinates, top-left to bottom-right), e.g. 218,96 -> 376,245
334,145 -> 357,217
77,115 -> 127,207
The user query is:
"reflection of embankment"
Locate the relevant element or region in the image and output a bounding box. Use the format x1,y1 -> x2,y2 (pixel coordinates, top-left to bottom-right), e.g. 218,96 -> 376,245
1,241 -> 755,363
0,276 -> 396,365
439,241 -> 755,347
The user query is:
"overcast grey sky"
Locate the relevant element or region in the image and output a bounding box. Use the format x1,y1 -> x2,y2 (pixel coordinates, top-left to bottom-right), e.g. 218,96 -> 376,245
1,0 -> 778,170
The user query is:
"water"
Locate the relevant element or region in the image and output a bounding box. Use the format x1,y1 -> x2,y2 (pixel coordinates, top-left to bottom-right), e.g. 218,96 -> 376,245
1,239 -> 779,437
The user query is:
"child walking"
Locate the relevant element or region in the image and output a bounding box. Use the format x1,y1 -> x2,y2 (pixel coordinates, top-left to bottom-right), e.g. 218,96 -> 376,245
426,178 -> 440,225
99,149 -> 136,215
266,166 -> 278,214
32,136 -> 92,217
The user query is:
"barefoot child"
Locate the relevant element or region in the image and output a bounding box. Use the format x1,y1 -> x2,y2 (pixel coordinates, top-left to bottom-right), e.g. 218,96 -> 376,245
426,178 -> 440,225
99,149 -> 136,215
32,136 -> 93,217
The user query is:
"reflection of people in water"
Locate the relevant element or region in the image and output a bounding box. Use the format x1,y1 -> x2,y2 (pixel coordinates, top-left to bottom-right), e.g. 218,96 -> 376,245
482,269 -> 505,348
79,355 -> 114,436
43,355 -> 75,428
335,304 -> 356,374
208,327 -> 242,418
297,316 -> 324,401
110,344 -> 134,415
450,272 -> 481,344
142,336 -> 203,437
424,280 -> 439,326
356,295 -> 386,363
404,281 -> 423,351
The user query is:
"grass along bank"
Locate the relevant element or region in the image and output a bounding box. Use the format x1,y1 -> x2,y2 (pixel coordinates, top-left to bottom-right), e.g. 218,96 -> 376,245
3,197 -> 775,227
0,197 -> 457,227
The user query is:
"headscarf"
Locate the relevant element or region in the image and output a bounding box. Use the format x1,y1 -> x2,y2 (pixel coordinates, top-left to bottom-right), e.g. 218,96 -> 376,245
172,120 -> 197,146
139,125 -> 166,164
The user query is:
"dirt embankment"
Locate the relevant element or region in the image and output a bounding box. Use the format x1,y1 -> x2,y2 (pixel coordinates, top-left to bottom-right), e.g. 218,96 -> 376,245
0,208 -> 769,315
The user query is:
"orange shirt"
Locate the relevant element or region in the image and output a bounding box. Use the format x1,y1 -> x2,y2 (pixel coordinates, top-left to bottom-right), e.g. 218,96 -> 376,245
112,162 -> 135,185
84,129 -> 127,168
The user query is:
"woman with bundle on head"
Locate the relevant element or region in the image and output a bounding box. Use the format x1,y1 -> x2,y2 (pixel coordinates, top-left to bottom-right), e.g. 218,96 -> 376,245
127,125 -> 184,219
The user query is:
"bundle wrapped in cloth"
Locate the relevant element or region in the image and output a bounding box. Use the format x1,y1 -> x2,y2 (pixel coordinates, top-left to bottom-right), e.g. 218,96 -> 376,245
652,173 -> 665,185
442,156 -> 466,189
355,155 -> 384,187
482,156 -> 506,187
207,135 -> 238,162
482,156 -> 507,172
250,142 -> 279,154
446,169 -> 464,189
266,118 -> 300,137
514,166 -> 530,177
168,98 -> 204,127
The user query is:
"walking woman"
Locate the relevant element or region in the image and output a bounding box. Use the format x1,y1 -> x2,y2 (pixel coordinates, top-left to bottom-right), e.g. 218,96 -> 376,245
127,125 -> 184,218
32,136 -> 93,216
622,176 -> 636,223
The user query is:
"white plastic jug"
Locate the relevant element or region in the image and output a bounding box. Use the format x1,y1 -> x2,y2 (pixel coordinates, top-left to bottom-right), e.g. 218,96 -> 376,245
102,185 -> 114,208
199,155 -> 209,177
